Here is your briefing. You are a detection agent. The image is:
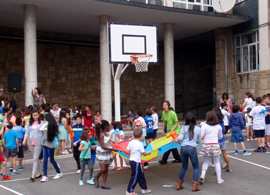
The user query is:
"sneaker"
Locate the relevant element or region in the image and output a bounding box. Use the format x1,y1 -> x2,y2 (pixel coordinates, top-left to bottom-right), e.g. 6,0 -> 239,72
267,144 -> 270,148
247,139 -> 250,142
243,151 -> 251,155
87,179 -> 95,185
18,166 -> 24,171
254,148 -> 261,152
53,173 -> 63,179
225,168 -> 232,172
141,189 -> 151,194
222,163 -> 227,169
254,138 -> 257,140
126,125 -> 131,128
79,180 -> 84,185
2,175 -> 12,180
217,179 -> 224,184
158,160 -> 167,165
262,148 -> 267,153
209,163 -> 215,168
76,169 -> 81,174
126,191 -> 138,195
199,177 -> 204,185
251,138 -> 254,141
172,160 -> 181,163
9,166 -> 13,172
225,139 -> 229,143
40,176 -> 48,182
235,150 -> 239,155
12,171 -> 20,175
143,165 -> 148,170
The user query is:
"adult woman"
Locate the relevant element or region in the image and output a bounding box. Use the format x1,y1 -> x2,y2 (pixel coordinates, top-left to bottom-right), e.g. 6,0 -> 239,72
40,113 -> 63,182
159,101 -> 182,165
22,109 -> 44,182
32,88 -> 46,107
199,111 -> 223,184
175,113 -> 202,192
58,110 -> 69,154
220,93 -> 232,113
242,92 -> 255,112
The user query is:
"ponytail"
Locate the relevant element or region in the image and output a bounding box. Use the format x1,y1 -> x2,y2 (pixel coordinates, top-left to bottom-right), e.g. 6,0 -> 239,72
96,120 -> 109,138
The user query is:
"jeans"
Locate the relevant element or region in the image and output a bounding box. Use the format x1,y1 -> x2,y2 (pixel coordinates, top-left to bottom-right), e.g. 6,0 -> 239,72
179,146 -> 199,182
43,146 -> 61,177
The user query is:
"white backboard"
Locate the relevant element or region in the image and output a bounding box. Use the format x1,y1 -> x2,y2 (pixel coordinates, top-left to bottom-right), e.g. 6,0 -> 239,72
109,23 -> 158,64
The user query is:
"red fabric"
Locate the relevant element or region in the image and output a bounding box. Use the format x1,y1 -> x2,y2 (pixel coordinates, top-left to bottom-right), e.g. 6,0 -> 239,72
0,153 -> 5,163
111,140 -> 130,150
86,111 -> 92,127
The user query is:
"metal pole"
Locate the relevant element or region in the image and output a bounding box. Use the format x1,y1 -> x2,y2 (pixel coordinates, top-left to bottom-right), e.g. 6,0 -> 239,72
114,64 -> 124,121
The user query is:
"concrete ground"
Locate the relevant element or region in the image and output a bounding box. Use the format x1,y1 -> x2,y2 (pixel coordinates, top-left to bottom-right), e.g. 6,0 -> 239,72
0,124 -> 269,195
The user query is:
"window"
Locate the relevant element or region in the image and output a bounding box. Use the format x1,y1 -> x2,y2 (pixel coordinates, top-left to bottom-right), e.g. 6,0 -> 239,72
235,31 -> 259,73
173,0 -> 213,11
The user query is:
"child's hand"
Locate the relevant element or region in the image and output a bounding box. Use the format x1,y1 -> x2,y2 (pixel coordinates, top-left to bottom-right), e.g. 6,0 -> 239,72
22,140 -> 26,146
73,142 -> 77,146
17,148 -> 19,153
112,148 -> 118,152
91,146 -> 96,150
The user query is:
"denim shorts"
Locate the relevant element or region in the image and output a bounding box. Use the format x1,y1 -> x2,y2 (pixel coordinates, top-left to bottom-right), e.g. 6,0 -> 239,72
219,142 -> 226,150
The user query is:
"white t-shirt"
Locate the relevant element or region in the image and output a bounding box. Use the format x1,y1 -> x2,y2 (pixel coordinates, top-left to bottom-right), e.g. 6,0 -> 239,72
53,108 -> 61,118
152,113 -> 159,130
110,129 -> 124,142
201,124 -> 223,144
127,140 -> 144,163
221,109 -> 230,126
249,105 -> 266,130
138,116 -> 146,127
244,98 -> 254,112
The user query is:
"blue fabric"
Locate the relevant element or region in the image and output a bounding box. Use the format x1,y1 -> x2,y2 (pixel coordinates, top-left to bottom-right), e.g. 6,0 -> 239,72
144,116 -> 154,133
179,146 -> 199,182
0,106 -> 3,114
43,146 -> 60,177
218,122 -> 226,143
229,113 -> 245,132
263,103 -> 270,124
128,114 -> 135,120
4,130 -> 19,149
72,124 -> 85,144
231,132 -> 244,143
13,126 -> 26,147
141,129 -> 146,147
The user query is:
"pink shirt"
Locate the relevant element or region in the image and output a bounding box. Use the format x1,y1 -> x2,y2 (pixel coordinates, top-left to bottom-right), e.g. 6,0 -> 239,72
220,98 -> 232,113
94,115 -> 102,121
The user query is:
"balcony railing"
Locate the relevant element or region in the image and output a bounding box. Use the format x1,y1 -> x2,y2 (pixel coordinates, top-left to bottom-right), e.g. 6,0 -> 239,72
127,0 -> 214,12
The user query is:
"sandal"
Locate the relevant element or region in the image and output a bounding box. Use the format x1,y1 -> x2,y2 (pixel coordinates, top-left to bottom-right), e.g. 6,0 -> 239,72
116,167 -> 124,171
111,167 -> 118,171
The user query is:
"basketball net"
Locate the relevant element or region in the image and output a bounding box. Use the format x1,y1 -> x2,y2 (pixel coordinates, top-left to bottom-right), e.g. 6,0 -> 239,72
130,54 -> 153,72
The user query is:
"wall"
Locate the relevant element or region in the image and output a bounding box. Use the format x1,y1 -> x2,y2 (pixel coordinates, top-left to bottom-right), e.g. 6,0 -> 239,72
0,27 -> 165,116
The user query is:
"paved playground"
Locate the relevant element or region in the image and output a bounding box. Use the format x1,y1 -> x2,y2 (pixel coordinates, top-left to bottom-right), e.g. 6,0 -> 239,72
0,130 -> 269,195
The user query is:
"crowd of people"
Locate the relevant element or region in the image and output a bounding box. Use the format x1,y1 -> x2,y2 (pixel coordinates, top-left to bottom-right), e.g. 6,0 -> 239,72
0,89 -> 269,195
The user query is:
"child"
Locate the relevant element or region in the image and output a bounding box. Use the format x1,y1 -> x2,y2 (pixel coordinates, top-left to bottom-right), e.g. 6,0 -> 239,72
58,110 -> 69,154
95,120 -> 118,190
221,103 -> 230,142
229,105 -> 251,155
249,97 -> 267,152
151,106 -> 158,141
122,110 -> 135,128
3,122 -> 20,175
78,128 -> 95,185
94,111 -> 102,125
262,95 -> 270,147
86,105 -> 92,128
144,108 -> 154,146
13,118 -> 26,170
110,121 -> 125,171
0,126 -> 12,180
72,116 -> 86,173
126,128 -> 152,195
245,107 -> 254,142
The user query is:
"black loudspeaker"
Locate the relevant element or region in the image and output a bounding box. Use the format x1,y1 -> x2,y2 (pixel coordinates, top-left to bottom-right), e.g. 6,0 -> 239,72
8,74 -> 22,92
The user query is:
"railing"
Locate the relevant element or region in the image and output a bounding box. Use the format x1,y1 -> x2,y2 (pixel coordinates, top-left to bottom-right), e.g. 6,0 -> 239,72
127,0 -> 214,12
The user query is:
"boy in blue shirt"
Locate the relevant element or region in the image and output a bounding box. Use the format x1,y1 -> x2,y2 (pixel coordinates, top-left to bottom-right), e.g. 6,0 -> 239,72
72,116 -> 85,173
13,118 -> 26,170
144,108 -> 154,146
3,122 -> 20,175
122,110 -> 135,128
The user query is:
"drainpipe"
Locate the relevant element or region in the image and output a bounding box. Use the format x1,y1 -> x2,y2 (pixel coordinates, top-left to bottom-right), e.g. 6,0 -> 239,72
225,28 -> 228,93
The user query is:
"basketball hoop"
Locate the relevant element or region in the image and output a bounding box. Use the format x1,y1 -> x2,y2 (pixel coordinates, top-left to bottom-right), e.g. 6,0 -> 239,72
130,54 -> 153,72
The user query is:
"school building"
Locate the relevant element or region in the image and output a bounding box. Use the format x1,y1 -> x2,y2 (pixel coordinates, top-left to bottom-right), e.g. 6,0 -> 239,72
0,0 -> 267,121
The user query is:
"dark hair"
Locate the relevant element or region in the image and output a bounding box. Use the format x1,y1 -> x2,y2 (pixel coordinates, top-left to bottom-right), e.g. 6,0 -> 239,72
151,106 -> 157,112
255,97 -> 262,104
59,110 -> 66,123
164,100 -> 173,110
206,111 -> 219,125
39,113 -> 45,121
7,122 -> 13,129
24,107 -> 31,115
35,87 -> 42,95
221,102 -> 227,108
133,128 -> 142,138
129,110 -> 133,113
81,128 -> 90,141
29,109 -> 41,125
15,118 -> 22,126
267,93 -> 270,97
184,112 -> 196,140
95,120 -> 109,138
10,99 -> 17,107
28,105 -> 34,111
96,111 -> 100,114
232,105 -> 240,113
14,110 -> 21,119
222,93 -> 229,101
137,110 -> 143,117
65,111 -> 72,125
145,108 -> 152,116
114,121 -> 123,130
81,108 -> 87,118
6,111 -> 13,122
45,113 -> 59,142
41,104 -> 47,110
213,107 -> 223,123
75,115 -> 82,120
246,92 -> 255,101
44,106 -> 50,112
247,107 -> 252,113
76,105 -> 81,110
3,107 -> 9,115
86,105 -> 91,110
